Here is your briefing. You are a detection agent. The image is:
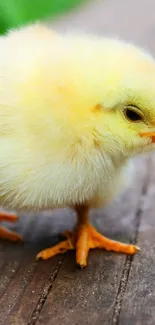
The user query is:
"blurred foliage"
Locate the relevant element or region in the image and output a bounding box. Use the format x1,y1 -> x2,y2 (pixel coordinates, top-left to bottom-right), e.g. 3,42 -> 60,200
0,0 -> 85,34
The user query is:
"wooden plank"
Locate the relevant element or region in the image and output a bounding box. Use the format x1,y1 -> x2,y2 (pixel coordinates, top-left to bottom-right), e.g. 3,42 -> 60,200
0,211 -> 69,325
34,158 -> 148,325
118,154 -> 155,325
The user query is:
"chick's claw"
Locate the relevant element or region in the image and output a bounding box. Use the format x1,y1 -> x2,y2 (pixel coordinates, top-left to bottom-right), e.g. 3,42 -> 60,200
36,223 -> 140,267
0,211 -> 23,242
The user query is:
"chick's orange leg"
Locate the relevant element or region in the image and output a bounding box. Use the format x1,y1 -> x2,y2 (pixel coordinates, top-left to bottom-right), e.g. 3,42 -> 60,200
36,206 -> 140,267
0,211 -> 23,242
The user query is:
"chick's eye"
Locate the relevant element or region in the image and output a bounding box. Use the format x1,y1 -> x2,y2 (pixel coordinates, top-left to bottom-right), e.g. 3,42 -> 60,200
124,106 -> 143,123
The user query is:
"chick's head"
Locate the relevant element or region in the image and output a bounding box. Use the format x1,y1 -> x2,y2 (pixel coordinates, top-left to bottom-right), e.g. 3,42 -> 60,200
69,37 -> 155,162
92,56 -> 155,161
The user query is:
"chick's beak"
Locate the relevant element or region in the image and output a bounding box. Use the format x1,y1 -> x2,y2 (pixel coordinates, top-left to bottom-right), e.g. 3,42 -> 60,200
139,132 -> 155,143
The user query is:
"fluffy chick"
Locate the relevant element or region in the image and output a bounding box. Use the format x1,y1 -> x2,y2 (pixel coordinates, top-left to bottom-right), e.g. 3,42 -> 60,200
0,24 -> 155,267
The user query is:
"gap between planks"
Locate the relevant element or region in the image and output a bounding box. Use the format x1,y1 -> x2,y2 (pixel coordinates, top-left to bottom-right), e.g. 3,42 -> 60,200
28,259 -> 64,325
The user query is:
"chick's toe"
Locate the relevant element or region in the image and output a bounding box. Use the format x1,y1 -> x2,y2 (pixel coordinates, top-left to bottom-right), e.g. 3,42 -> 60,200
0,211 -> 23,242
36,231 -> 75,261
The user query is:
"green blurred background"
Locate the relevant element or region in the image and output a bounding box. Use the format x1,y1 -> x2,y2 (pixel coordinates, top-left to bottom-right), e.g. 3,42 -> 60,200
0,0 -> 85,34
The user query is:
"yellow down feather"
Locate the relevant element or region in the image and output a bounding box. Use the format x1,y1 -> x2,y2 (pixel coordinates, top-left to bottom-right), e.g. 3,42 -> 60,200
0,24 -> 155,211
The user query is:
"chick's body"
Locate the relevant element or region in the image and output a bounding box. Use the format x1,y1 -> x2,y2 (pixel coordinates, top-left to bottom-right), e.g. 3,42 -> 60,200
1,24 -> 155,266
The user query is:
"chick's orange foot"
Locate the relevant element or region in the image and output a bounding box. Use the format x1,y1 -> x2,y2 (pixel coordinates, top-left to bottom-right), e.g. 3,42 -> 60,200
36,206 -> 140,268
0,211 -> 23,242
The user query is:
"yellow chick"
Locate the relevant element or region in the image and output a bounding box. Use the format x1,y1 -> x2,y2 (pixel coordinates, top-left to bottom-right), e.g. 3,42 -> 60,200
0,23 -> 155,267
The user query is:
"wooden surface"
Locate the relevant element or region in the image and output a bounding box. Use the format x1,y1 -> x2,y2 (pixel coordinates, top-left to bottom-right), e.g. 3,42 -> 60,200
1,0 -> 155,324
